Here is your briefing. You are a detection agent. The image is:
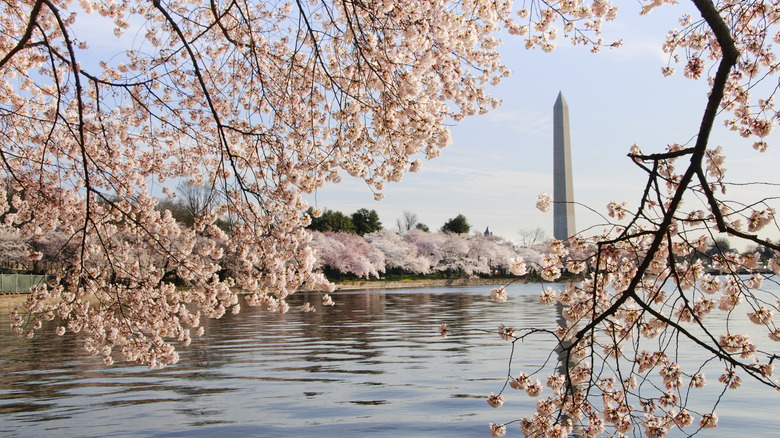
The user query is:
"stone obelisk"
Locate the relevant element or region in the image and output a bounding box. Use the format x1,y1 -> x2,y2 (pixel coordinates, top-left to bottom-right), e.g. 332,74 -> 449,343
553,93 -> 577,384
553,92 -> 576,240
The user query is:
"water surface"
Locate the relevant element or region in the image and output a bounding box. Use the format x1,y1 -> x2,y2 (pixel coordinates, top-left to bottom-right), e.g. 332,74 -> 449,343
0,283 -> 776,437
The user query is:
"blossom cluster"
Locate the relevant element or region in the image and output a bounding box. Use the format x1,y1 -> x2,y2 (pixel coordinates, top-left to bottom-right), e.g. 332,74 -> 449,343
485,173 -> 780,434
658,1 -> 780,152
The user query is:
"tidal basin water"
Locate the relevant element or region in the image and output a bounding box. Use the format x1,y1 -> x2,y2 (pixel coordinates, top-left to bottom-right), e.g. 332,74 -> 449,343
0,283 -> 777,437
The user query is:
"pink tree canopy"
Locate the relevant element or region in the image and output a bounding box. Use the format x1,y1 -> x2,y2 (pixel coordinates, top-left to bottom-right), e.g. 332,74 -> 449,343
364,229 -> 431,275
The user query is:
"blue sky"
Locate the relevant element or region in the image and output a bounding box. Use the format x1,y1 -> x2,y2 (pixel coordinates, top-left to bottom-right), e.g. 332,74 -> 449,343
306,3 -> 780,248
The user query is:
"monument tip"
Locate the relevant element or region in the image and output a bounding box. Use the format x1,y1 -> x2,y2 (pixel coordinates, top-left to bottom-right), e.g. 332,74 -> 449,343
554,91 -> 567,108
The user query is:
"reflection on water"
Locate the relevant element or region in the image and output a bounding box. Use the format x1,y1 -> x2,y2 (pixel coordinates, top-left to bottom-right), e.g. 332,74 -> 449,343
0,284 -> 776,437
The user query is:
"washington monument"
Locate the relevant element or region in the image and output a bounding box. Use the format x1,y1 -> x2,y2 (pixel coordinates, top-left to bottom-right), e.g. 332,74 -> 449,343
553,92 -> 576,240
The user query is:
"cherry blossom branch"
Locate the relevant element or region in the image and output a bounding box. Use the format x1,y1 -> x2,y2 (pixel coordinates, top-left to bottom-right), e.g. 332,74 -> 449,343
571,0 -> 739,351
0,0 -> 44,70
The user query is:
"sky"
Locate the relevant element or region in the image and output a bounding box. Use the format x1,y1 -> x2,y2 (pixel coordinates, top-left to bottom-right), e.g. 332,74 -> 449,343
303,3 -> 780,249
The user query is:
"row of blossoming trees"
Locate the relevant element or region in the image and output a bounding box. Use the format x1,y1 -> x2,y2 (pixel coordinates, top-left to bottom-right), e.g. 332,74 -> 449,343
310,229 -> 545,280
0,218 -> 544,281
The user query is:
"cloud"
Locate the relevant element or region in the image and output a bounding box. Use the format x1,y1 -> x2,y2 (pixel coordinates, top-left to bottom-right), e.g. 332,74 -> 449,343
612,38 -> 669,65
483,108 -> 550,137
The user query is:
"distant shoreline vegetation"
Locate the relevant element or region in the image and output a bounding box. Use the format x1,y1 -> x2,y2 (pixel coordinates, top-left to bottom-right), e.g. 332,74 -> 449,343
309,229 -> 539,282
324,270 -> 587,290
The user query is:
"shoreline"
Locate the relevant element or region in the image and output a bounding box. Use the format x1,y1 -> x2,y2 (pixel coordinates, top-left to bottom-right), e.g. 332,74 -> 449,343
332,277 -> 519,291
0,277 -> 518,309
0,293 -> 29,310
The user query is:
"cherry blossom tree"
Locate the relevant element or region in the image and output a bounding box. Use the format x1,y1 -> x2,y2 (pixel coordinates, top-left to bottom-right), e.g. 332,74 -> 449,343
404,230 -> 518,276
2,0 -> 538,367
436,231 -> 473,274
308,231 -> 345,275
309,231 -> 384,279
404,228 -> 445,269
363,229 -> 431,275
468,234 -> 519,274
477,1 -> 780,437
515,244 -> 546,269
0,229 -> 33,271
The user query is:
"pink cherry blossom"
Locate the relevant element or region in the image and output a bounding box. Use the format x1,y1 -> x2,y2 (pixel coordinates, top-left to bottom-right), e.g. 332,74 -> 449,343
510,372 -> 531,390
491,287 -> 508,303
498,324 -> 515,341
439,323 -> 448,338
487,393 -> 504,408
536,193 -> 553,212
488,423 -> 506,437
700,413 -> 719,429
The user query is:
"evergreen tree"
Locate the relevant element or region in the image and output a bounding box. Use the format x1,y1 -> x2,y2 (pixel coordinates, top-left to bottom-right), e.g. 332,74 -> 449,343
352,209 -> 383,235
308,208 -> 355,233
441,214 -> 470,234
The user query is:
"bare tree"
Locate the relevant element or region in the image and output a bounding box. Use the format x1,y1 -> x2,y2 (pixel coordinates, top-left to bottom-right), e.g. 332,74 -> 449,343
177,181 -> 219,225
518,227 -> 548,247
396,211 -> 420,234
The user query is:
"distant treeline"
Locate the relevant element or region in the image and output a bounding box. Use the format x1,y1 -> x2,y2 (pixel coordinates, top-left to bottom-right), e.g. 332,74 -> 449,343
306,208 -> 471,235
